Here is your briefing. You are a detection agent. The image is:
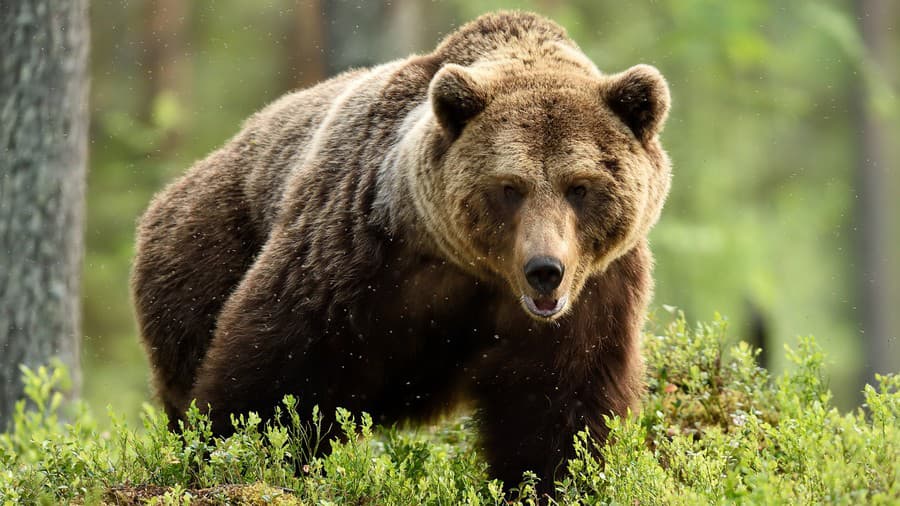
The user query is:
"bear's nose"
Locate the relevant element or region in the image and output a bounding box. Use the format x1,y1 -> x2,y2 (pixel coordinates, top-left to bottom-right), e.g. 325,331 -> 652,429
524,256 -> 565,295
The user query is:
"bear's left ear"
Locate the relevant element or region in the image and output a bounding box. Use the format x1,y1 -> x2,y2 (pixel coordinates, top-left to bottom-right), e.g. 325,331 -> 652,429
600,64 -> 670,142
429,64 -> 490,139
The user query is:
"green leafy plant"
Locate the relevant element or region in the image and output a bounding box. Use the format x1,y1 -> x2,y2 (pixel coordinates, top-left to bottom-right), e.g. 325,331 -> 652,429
2,314 -> 898,505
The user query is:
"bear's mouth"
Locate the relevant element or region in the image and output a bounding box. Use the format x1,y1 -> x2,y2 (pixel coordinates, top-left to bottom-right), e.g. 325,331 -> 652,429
521,294 -> 568,319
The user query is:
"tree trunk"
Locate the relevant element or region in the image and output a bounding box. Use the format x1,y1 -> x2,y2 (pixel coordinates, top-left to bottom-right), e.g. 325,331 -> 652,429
140,0 -> 190,149
853,0 -> 893,390
284,0 -> 327,90
322,0 -> 389,74
382,0 -> 427,58
0,0 -> 89,427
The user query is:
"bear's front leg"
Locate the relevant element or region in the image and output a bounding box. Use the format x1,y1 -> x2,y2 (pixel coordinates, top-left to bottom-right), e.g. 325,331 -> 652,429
474,338 -> 643,494
473,278 -> 646,494
187,238 -> 313,434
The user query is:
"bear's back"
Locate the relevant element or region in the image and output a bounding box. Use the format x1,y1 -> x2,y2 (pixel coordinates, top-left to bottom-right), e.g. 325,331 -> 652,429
220,12 -> 584,234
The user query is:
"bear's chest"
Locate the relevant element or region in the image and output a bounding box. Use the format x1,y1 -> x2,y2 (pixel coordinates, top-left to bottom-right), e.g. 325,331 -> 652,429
351,255 -> 497,354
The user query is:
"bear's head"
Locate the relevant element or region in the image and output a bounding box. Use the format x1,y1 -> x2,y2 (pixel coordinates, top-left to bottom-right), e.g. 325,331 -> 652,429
409,59 -> 671,321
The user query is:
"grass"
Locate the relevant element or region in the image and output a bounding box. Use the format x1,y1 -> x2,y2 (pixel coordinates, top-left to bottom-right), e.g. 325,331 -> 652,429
1,313 -> 899,505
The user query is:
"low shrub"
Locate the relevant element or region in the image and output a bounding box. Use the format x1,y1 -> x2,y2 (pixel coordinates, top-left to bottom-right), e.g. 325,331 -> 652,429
1,314 -> 898,504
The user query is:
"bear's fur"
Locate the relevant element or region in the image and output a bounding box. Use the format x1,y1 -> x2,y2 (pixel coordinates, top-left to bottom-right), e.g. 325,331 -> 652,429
132,11 -> 671,490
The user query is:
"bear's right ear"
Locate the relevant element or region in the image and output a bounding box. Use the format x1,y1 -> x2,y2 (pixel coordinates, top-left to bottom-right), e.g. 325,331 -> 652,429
429,64 -> 489,139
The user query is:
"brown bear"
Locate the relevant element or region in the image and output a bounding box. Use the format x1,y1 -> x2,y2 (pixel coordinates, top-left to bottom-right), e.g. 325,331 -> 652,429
131,11 -> 671,491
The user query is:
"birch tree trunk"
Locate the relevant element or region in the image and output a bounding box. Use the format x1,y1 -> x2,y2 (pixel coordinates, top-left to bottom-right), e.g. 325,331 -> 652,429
0,0 -> 89,427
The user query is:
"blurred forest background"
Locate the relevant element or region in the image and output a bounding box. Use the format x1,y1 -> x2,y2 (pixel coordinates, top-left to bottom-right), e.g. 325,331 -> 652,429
83,0 -> 899,421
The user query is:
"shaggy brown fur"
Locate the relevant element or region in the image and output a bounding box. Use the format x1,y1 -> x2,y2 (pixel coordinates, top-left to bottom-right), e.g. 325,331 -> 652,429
132,11 -> 671,492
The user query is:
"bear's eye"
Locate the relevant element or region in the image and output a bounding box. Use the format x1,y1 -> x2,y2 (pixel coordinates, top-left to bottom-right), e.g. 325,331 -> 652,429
503,185 -> 523,205
566,185 -> 587,204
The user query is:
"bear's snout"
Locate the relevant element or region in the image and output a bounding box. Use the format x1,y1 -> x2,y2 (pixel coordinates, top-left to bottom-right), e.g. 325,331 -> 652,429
524,255 -> 564,295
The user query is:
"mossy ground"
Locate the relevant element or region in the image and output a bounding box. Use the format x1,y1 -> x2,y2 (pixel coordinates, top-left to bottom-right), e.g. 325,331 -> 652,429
2,314 -> 899,505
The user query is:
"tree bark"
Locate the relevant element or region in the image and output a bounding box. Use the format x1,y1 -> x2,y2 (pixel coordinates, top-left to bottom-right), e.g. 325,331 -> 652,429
853,0 -> 893,390
0,0 -> 89,427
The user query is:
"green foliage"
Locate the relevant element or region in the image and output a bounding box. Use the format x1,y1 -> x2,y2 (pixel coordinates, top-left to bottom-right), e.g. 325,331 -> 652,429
557,315 -> 900,504
2,315 -> 898,504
